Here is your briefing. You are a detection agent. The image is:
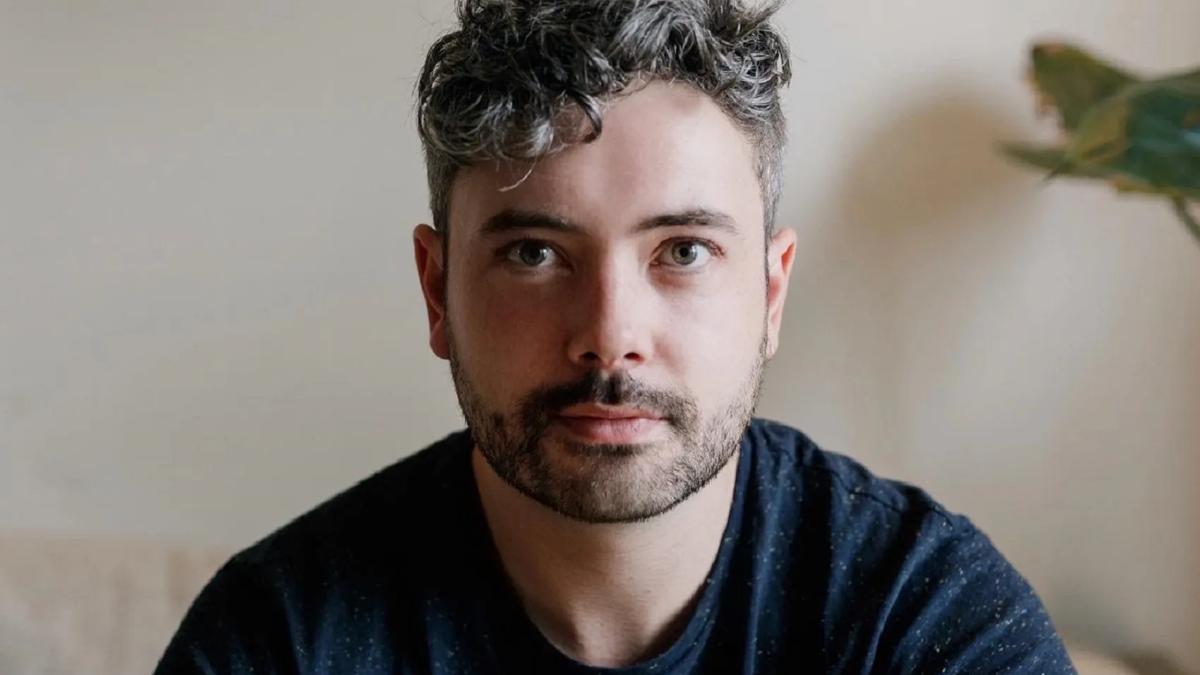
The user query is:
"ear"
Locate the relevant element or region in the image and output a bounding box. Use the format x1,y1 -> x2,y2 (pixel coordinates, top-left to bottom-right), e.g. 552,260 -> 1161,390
764,227 -> 797,359
413,224 -> 451,360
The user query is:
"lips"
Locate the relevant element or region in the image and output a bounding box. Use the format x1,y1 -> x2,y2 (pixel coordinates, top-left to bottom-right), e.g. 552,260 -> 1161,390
555,405 -> 666,444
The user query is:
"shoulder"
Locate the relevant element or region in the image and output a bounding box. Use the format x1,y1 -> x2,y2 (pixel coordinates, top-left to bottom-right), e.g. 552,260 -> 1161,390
154,431 -> 474,673
742,419 -> 1073,672
745,417 -> 1010,582
745,417 -> 962,535
228,427 -> 474,580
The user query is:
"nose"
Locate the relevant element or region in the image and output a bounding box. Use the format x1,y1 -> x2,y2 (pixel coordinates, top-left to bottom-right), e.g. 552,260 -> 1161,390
565,258 -> 653,371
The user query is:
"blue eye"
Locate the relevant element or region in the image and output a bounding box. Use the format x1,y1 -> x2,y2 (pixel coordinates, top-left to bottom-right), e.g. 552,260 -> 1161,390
660,240 -> 713,268
505,241 -> 558,268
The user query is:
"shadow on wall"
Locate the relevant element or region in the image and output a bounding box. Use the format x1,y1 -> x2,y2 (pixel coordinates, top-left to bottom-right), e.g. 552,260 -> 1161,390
768,75 -> 1200,671
766,77 -> 1039,470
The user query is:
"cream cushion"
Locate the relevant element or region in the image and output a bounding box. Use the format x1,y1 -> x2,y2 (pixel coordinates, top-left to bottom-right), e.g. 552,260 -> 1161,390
0,532 -> 231,675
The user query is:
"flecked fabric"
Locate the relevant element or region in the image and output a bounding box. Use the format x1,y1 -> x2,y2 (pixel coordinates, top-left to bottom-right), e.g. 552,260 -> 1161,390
154,418 -> 1076,674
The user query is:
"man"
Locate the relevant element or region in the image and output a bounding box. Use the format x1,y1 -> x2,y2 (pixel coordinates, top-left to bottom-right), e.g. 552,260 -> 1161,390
156,0 -> 1076,673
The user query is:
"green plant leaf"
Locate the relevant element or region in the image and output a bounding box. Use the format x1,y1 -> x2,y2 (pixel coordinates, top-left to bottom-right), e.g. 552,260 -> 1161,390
1027,42 -> 1138,131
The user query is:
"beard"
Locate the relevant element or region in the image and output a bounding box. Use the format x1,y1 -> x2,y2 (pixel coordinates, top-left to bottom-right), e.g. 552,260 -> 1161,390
447,323 -> 768,524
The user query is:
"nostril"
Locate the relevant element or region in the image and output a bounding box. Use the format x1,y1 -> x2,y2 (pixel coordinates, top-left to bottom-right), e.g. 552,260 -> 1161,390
579,351 -> 643,366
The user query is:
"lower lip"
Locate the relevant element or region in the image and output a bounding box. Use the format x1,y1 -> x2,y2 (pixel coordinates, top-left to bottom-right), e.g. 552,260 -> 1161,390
555,416 -> 666,444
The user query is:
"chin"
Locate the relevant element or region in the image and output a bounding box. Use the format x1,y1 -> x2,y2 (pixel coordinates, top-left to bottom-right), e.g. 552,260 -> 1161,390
519,437 -> 706,524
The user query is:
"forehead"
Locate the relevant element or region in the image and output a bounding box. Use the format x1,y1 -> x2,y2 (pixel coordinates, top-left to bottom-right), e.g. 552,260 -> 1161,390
447,81 -> 765,243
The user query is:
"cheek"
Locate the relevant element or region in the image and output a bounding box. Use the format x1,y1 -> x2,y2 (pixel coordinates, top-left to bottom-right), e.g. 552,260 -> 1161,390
449,272 -> 565,387
662,276 -> 766,392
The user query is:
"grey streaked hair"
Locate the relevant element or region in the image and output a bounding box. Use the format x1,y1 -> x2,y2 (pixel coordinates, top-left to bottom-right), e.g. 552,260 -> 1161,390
416,0 -> 793,240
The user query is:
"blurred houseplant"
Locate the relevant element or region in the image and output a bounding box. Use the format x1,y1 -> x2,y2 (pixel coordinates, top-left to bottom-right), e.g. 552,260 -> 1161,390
1000,42 -> 1200,246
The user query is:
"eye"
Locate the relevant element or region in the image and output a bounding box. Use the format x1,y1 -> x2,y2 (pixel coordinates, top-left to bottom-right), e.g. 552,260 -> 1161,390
503,240 -> 559,269
658,239 -> 715,268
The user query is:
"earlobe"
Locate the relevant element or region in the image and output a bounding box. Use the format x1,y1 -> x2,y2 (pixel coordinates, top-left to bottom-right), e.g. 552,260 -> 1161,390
765,227 -> 797,359
413,224 -> 451,360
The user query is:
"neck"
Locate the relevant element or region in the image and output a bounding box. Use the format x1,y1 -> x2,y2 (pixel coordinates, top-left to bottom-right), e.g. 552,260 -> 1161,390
472,447 -> 740,668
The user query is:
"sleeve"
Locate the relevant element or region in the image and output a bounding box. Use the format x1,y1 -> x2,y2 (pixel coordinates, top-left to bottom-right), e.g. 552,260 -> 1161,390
153,555 -> 301,675
873,516 -> 1077,675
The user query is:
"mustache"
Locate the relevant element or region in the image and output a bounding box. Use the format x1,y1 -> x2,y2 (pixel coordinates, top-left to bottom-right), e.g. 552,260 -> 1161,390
519,370 -> 698,429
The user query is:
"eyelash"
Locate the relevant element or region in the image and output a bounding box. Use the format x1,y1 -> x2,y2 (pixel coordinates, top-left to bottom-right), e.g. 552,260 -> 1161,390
498,238 -> 724,271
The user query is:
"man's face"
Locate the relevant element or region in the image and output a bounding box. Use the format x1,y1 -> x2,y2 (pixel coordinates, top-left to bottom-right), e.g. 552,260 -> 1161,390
414,81 -> 795,523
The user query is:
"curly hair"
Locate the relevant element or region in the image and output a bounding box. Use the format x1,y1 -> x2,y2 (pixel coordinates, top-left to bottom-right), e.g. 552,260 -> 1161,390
416,0 -> 792,239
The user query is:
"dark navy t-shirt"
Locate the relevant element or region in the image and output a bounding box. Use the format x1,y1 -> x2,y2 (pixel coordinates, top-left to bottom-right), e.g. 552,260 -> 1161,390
154,418 -> 1076,674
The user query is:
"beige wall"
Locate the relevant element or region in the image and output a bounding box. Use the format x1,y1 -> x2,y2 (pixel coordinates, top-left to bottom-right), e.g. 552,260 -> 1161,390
3,0 -> 1197,669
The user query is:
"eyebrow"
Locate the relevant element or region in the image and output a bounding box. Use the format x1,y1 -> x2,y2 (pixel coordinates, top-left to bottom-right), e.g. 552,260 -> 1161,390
477,208 -> 744,239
